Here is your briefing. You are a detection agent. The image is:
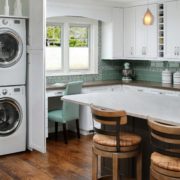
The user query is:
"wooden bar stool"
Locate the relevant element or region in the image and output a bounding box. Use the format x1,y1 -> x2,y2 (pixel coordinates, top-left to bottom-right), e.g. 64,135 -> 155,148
91,105 -> 142,180
148,118 -> 180,180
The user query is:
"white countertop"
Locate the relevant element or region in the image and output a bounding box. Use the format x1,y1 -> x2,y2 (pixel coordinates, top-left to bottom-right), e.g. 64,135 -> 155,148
62,91 -> 180,125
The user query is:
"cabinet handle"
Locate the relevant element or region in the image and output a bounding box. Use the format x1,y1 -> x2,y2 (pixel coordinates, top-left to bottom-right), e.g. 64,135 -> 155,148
177,47 -> 180,56
142,47 -> 146,55
175,47 -> 177,56
130,47 -> 134,55
144,47 -> 147,55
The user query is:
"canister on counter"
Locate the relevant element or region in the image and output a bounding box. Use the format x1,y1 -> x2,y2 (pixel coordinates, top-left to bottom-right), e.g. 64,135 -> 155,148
173,71 -> 180,85
162,69 -> 172,84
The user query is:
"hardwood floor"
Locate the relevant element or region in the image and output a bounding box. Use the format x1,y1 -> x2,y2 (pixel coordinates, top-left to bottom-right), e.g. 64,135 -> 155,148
0,133 -> 93,180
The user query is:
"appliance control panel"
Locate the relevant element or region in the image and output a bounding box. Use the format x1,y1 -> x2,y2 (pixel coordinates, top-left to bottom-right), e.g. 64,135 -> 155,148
0,86 -> 24,97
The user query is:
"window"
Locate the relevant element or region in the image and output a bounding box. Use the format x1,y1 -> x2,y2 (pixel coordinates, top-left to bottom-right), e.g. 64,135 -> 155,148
46,17 -> 98,76
46,25 -> 62,71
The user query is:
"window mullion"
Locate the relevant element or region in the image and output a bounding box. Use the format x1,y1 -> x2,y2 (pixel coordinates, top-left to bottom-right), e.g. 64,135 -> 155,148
63,23 -> 69,74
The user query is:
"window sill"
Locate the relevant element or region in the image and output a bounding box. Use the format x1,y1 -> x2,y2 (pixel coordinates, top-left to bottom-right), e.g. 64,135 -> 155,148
46,71 -> 98,77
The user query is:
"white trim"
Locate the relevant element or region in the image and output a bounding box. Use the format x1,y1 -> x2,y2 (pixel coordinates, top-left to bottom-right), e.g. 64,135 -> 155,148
46,16 -> 98,76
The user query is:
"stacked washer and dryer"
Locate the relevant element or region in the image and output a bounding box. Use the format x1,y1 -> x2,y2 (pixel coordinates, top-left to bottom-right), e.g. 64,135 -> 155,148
0,17 -> 26,155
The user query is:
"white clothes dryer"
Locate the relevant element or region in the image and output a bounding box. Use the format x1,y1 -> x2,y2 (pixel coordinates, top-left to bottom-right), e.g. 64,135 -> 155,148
0,86 -> 26,155
0,18 -> 26,86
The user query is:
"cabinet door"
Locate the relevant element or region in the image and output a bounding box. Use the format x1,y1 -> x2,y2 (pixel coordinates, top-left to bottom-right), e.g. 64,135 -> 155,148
165,1 -> 178,59
28,0 -> 46,153
147,4 -> 158,58
136,6 -> 147,58
177,1 -> 180,57
101,8 -> 123,59
112,8 -> 124,59
124,7 -> 136,58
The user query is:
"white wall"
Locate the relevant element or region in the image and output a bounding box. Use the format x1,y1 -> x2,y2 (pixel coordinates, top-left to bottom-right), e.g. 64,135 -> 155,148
46,0 -> 114,22
0,0 -> 29,16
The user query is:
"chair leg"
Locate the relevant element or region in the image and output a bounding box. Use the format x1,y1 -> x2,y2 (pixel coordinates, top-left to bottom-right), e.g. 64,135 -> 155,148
113,153 -> 119,180
136,152 -> 142,180
92,147 -> 98,180
76,119 -> 80,139
63,123 -> 68,144
55,122 -> 58,139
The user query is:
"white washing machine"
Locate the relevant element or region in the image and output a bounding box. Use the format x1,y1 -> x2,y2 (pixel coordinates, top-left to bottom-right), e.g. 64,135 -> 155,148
0,86 -> 26,155
0,17 -> 26,86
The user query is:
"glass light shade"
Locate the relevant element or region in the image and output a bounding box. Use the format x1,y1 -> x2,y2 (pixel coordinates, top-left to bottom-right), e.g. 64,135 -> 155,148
143,8 -> 154,25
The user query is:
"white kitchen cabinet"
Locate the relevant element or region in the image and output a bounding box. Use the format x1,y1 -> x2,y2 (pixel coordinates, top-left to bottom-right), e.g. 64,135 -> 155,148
135,4 -> 157,58
124,4 -> 157,59
101,8 -> 124,59
165,0 -> 180,59
122,85 -> 180,97
124,7 -> 136,58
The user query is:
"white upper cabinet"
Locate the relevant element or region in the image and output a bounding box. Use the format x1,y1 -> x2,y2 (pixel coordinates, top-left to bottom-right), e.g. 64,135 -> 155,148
165,0 -> 180,59
135,6 -> 147,58
124,4 -> 157,59
101,8 -> 124,59
135,4 -> 157,58
124,7 -> 136,58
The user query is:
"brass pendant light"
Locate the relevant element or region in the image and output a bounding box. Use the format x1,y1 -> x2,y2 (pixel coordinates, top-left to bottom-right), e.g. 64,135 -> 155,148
143,8 -> 154,25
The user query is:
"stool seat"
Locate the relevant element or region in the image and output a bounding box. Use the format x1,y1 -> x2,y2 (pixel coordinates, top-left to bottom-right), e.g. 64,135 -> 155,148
93,132 -> 142,147
151,152 -> 180,172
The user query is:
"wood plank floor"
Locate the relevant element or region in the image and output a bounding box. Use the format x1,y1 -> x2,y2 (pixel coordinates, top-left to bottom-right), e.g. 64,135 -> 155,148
0,133 -> 93,180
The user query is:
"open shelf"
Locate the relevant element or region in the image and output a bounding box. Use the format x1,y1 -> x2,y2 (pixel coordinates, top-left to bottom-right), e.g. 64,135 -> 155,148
158,4 -> 165,58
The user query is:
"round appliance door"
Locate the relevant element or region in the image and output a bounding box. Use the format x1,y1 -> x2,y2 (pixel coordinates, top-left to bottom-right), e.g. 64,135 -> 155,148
0,28 -> 23,68
0,98 -> 22,136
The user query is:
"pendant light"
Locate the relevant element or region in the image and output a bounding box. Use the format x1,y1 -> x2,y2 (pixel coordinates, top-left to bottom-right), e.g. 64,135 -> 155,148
143,8 -> 154,25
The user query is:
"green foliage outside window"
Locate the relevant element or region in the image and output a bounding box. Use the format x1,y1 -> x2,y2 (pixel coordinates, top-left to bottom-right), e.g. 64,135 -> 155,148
46,25 -> 89,47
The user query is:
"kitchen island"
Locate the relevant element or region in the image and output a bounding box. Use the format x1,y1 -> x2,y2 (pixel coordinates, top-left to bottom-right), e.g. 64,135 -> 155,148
62,90 -> 180,179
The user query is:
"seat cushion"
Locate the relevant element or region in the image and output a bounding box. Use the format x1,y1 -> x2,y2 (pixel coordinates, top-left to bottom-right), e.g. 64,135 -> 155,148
151,152 -> 180,172
48,110 -> 64,123
93,132 -> 141,147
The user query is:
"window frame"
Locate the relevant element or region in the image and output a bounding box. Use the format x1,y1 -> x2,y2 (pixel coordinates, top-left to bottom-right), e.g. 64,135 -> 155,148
46,17 -> 98,76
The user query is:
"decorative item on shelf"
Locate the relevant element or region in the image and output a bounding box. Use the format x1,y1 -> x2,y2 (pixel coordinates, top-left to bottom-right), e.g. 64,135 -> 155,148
4,0 -> 9,16
143,8 -> 154,25
162,69 -> 172,84
173,70 -> 180,85
14,0 -> 22,16
122,62 -> 134,82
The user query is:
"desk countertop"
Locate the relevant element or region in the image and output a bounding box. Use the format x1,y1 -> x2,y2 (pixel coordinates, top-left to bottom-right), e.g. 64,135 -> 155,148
46,80 -> 180,92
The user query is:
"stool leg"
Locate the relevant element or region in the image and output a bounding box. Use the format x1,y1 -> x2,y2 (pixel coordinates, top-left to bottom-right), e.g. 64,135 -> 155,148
92,147 -> 98,180
98,156 -> 102,177
113,153 -> 119,180
136,152 -> 142,180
